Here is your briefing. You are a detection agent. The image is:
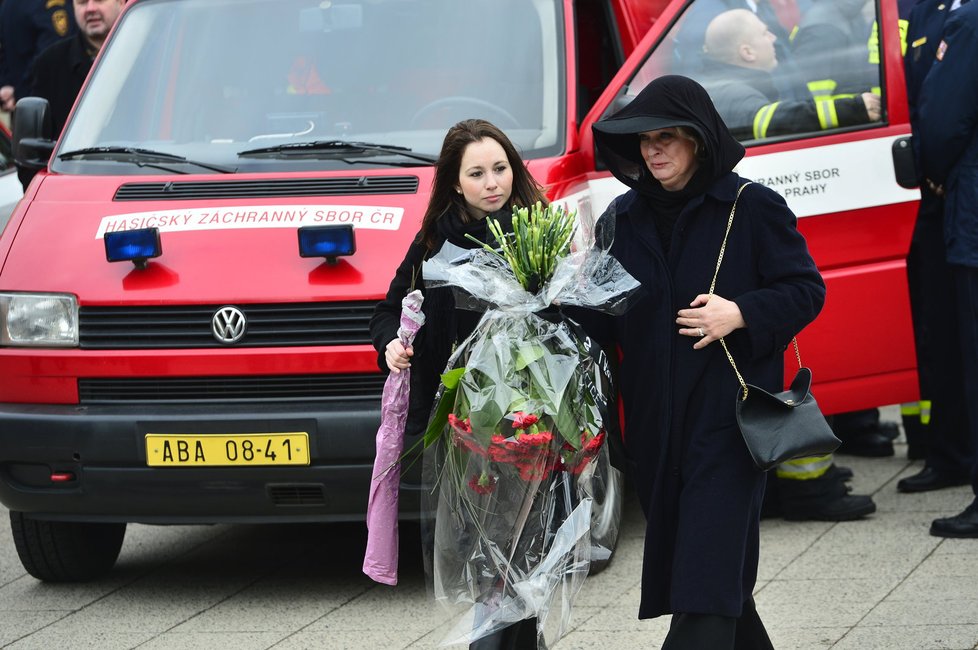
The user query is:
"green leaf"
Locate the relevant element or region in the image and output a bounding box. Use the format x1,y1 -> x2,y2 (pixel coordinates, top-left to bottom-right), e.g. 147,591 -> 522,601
441,367 -> 465,389
515,342 -> 546,370
422,367 -> 466,448
556,397 -> 581,450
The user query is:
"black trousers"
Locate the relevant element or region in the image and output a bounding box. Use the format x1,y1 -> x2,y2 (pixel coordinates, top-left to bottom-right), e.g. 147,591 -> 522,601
908,191 -> 972,477
662,598 -> 774,650
469,618 -> 538,650
953,265 -> 978,496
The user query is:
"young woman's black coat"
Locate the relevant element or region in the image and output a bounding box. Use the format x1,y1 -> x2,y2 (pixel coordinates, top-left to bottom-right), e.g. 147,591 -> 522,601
583,173 -> 825,619
369,210 -> 510,437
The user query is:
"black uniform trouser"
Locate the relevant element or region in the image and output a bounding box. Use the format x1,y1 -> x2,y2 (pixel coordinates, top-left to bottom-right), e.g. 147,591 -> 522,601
952,265 -> 978,497
909,191 -> 972,477
661,598 -> 774,650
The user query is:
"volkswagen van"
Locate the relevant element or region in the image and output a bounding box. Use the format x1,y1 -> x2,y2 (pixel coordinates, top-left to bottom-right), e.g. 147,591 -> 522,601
1,0 -> 917,580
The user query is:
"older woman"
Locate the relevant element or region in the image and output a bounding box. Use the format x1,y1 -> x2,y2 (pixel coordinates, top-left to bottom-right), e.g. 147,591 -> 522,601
587,75 -> 825,647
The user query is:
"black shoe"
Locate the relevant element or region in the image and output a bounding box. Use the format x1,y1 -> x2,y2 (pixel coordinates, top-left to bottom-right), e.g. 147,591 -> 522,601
930,504 -> 978,538
897,466 -> 970,493
876,421 -> 901,441
827,464 -> 854,482
836,432 -> 895,457
782,493 -> 876,521
778,473 -> 876,521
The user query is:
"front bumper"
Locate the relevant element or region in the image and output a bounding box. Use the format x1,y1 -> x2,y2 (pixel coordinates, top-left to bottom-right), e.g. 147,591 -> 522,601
0,400 -> 423,523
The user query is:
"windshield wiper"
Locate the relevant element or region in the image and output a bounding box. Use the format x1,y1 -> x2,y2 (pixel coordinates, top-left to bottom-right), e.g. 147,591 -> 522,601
58,146 -> 236,173
237,140 -> 437,165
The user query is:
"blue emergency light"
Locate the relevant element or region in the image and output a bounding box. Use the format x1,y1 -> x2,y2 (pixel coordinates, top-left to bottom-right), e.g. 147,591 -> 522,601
298,224 -> 356,264
104,227 -> 162,269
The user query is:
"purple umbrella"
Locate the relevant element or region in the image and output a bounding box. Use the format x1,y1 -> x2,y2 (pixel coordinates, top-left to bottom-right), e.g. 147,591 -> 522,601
363,289 -> 424,585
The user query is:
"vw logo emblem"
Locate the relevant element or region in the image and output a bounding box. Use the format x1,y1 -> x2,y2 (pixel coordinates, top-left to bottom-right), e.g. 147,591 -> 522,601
212,306 -> 247,344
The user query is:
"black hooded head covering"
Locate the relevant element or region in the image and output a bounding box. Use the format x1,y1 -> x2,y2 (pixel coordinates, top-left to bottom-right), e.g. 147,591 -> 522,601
593,75 -> 744,197
592,75 -> 745,251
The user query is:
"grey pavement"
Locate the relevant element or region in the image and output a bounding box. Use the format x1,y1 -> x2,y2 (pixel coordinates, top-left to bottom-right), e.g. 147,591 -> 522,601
2,405 -> 978,649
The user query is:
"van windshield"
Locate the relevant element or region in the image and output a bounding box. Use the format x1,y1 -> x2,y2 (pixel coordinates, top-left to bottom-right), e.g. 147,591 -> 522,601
54,0 -> 564,174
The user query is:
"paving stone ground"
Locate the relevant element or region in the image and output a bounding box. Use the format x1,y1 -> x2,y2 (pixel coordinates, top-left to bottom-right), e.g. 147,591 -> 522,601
2,406 -> 977,649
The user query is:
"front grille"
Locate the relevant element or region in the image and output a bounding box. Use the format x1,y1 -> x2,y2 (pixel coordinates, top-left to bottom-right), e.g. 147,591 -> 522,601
78,301 -> 376,349
114,176 -> 419,200
268,485 -> 326,506
78,373 -> 386,404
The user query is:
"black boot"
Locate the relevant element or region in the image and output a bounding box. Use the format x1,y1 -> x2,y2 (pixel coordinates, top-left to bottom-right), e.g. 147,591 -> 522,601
777,472 -> 876,521
831,409 -> 895,457
901,411 -> 927,460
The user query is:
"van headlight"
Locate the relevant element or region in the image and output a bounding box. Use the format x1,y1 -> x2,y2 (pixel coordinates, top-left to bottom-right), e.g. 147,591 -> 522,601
0,293 -> 79,347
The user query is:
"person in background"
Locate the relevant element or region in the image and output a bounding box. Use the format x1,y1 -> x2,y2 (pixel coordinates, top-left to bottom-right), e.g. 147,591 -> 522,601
28,0 -> 124,135
673,0 -> 810,101
369,119 -> 548,648
17,0 -> 124,189
0,0 -> 76,114
895,0 -> 973,494
917,0 -> 978,537
587,75 -> 825,648
701,9 -> 880,141
790,0 -> 878,100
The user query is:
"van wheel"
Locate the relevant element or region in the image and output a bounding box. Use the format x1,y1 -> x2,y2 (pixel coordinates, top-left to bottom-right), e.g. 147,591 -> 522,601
588,444 -> 623,575
9,511 -> 126,582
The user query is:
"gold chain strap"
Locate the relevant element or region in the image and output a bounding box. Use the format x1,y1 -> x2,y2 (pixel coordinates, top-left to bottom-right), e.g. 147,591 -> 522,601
708,182 -> 804,401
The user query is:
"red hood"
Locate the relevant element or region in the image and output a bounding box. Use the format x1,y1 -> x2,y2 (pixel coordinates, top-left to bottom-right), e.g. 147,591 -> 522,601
0,173 -> 433,305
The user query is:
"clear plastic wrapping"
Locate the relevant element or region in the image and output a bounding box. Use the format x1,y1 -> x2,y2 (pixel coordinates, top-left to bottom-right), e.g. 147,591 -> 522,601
420,215 -> 638,647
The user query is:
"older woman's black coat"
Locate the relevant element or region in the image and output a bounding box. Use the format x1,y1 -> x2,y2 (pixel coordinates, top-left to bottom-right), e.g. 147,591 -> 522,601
583,75 -> 825,621
586,173 -> 825,619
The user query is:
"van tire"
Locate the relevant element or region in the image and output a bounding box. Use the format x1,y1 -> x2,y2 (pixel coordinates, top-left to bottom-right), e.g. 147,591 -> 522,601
588,444 -> 623,575
9,511 -> 126,582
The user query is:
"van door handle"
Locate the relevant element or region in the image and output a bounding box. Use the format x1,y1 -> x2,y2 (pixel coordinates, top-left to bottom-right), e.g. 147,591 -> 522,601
891,136 -> 918,189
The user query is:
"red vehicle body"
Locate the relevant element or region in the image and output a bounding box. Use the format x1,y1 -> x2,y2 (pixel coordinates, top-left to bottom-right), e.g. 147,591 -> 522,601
0,0 -> 917,581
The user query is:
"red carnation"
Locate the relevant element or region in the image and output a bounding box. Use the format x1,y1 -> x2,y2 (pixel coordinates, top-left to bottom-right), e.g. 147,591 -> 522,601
511,412 -> 539,430
468,471 -> 498,495
448,413 -> 472,433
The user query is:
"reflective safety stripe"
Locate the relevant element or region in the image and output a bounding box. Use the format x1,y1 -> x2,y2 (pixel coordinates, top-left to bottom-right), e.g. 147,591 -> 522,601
868,19 -> 908,63
776,454 -> 833,480
807,79 -> 837,102
815,100 -> 839,129
920,399 -> 932,425
753,102 -> 779,139
901,402 -> 922,416
900,400 -> 933,424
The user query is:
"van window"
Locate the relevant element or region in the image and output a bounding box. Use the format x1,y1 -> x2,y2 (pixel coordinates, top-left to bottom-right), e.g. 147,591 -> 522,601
53,0 -> 565,175
575,0 -> 625,121
623,0 -> 883,144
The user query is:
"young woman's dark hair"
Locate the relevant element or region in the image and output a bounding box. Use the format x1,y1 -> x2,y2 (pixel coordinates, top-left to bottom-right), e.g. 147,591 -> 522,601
418,119 -> 547,249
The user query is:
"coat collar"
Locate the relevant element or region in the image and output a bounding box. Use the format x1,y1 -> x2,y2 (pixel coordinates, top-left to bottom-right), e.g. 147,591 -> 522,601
615,171 -> 744,218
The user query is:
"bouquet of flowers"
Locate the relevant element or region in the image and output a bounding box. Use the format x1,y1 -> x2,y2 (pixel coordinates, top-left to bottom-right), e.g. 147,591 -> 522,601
421,202 -> 638,648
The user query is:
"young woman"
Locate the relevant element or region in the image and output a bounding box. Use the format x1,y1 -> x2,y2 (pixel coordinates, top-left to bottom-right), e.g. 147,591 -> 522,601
586,75 -> 826,648
368,118 -> 547,649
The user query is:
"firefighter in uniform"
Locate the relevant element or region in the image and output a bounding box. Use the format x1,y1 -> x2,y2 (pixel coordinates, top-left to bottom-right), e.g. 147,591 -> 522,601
917,0 -> 978,536
897,0 -> 973,493
702,8 -> 879,520
701,9 -> 881,141
0,0 -> 76,113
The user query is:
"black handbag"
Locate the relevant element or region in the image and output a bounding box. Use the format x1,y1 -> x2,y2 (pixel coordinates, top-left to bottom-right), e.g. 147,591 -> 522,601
711,183 -> 841,471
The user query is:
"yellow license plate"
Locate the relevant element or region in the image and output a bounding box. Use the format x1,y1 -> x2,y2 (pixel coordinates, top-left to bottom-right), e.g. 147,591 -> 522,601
145,433 -> 310,467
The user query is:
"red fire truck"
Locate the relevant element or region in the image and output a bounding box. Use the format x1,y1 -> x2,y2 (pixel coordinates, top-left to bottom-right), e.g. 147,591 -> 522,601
1,0 -> 917,580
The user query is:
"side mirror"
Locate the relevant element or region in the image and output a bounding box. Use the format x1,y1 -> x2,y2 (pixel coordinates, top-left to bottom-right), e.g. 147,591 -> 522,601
891,136 -> 918,189
12,97 -> 55,171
